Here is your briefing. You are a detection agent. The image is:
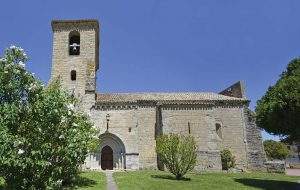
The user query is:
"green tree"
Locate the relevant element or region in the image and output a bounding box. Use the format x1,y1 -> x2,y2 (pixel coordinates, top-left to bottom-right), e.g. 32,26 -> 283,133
255,58 -> 300,142
263,140 -> 290,160
156,134 -> 197,180
220,149 -> 236,170
0,46 -> 97,189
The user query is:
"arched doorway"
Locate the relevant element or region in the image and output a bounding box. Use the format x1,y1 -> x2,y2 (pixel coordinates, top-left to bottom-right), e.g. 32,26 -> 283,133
99,132 -> 126,170
101,146 -> 113,170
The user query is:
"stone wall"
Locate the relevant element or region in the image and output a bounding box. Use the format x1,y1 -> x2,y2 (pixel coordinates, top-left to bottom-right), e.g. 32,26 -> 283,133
85,102 -> 159,170
136,104 -> 157,169
161,104 -> 221,171
265,161 -> 285,173
244,108 -> 266,170
213,105 -> 248,169
84,102 -> 259,171
49,20 -> 266,172
88,106 -> 140,170
195,151 -> 222,171
219,81 -> 246,98
51,21 -> 99,97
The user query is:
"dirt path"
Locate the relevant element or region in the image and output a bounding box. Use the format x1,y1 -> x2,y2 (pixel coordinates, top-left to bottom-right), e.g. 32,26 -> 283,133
286,169 -> 300,176
105,170 -> 118,190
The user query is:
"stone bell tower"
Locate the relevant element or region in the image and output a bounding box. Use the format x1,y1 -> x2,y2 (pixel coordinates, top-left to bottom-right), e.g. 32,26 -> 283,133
50,19 -> 99,97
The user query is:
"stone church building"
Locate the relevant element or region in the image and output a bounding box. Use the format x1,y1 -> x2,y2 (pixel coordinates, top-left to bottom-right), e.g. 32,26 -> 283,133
50,19 -> 266,171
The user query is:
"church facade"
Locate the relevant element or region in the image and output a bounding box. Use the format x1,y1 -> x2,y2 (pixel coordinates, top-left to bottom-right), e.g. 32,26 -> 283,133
50,19 -> 266,171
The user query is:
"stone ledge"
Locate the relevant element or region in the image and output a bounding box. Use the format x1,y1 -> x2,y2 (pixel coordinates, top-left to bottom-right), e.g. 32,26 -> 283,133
265,161 -> 286,173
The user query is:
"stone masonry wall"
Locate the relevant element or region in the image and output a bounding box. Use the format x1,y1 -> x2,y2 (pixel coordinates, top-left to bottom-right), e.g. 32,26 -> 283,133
85,104 -> 158,170
50,20 -> 261,172
89,107 -> 140,170
83,102 -> 253,171
244,108 -> 266,170
161,104 -> 222,171
213,105 -> 248,169
219,81 -> 246,99
51,24 -> 98,97
136,105 -> 157,169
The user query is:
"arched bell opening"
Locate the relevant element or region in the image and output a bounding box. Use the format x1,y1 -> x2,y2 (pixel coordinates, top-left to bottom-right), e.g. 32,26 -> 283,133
69,31 -> 80,55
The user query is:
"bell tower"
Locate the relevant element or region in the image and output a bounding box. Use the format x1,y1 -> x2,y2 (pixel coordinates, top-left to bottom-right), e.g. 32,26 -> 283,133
50,19 -> 99,96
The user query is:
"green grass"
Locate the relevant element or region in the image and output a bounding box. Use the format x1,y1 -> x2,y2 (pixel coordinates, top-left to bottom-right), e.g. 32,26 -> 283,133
72,171 -> 106,190
0,171 -> 106,190
114,170 -> 300,190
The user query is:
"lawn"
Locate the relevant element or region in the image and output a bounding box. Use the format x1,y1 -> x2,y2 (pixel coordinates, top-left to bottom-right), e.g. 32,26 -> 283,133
71,171 -> 106,190
114,170 -> 300,190
0,171 -> 106,190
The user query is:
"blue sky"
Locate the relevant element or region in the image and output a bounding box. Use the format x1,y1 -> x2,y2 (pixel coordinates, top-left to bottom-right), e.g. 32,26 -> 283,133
1,0 -> 299,141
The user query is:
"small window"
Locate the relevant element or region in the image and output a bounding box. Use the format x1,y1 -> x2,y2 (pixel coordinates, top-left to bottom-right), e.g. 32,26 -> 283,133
71,70 -> 76,81
216,123 -> 222,139
69,31 -> 80,55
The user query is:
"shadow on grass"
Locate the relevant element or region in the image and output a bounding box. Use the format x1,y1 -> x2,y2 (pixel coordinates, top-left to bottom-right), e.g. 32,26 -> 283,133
0,176 -> 97,190
67,175 -> 97,189
151,174 -> 191,181
235,178 -> 300,190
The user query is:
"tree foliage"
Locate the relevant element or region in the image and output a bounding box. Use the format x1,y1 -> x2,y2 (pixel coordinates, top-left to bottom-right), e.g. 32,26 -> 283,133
156,134 -> 197,180
220,149 -> 236,170
263,140 -> 290,160
255,58 -> 300,142
0,46 -> 97,189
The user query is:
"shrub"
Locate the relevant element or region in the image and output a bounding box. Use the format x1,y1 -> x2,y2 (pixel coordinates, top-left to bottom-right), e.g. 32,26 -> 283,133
263,140 -> 290,160
156,134 -> 197,180
0,46 -> 98,189
220,149 -> 236,170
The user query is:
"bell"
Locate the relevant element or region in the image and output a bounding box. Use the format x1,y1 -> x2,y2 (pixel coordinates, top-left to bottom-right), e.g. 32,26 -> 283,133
70,43 -> 80,51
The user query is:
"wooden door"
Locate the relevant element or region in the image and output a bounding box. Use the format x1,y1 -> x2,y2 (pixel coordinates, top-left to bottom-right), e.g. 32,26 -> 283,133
101,146 -> 113,170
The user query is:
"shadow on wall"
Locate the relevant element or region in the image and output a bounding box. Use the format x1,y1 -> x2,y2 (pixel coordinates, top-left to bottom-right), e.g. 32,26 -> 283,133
234,178 -> 300,190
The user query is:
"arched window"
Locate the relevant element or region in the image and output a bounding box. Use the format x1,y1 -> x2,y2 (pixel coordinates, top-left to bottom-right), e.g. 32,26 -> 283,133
216,123 -> 222,139
71,70 -> 76,81
69,31 -> 80,55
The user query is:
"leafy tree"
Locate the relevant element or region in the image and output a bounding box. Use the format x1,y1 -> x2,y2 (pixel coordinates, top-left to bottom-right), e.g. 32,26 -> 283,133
220,149 -> 236,170
255,58 -> 300,142
156,134 -> 197,180
263,140 -> 290,160
0,46 -> 97,189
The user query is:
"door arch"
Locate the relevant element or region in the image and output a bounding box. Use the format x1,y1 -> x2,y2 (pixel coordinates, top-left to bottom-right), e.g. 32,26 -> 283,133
101,146 -> 113,170
99,132 -> 126,170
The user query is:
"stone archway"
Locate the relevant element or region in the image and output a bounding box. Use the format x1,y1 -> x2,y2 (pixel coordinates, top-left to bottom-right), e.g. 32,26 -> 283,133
101,146 -> 113,170
99,132 -> 126,170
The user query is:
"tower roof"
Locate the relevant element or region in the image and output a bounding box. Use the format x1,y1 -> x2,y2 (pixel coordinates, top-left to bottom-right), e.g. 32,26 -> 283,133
51,19 -> 99,31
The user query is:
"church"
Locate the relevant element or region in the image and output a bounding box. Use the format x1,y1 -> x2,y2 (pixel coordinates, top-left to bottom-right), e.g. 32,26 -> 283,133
50,19 -> 266,171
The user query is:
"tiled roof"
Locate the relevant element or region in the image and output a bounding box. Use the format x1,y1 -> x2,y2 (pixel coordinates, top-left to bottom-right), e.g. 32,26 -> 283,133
96,92 -> 247,103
